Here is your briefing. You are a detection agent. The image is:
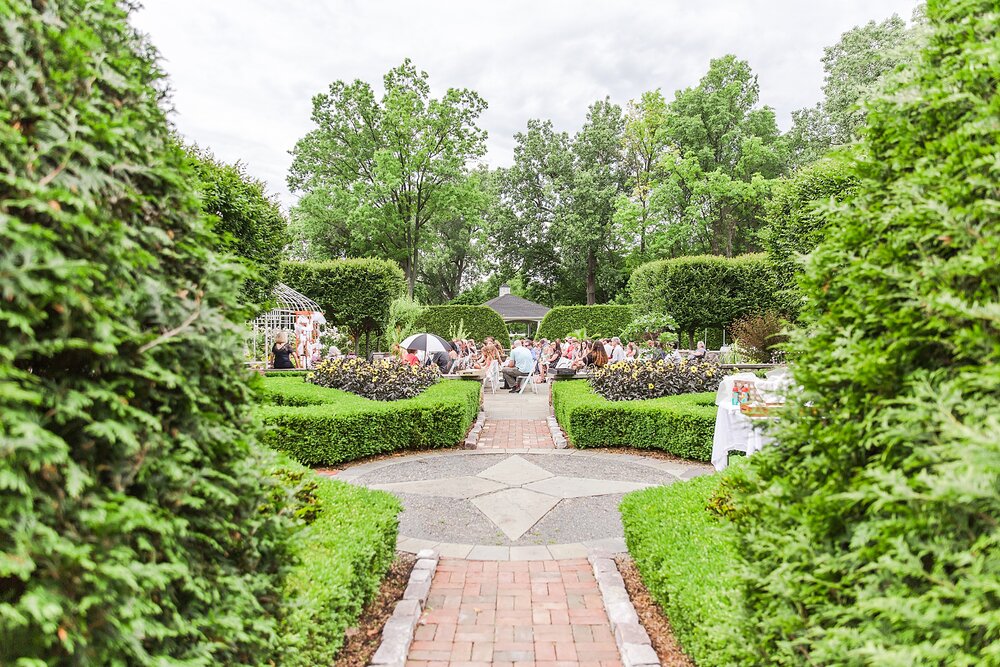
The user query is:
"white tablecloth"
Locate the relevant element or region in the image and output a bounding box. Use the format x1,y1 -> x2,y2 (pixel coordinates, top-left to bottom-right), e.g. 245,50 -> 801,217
711,404 -> 774,470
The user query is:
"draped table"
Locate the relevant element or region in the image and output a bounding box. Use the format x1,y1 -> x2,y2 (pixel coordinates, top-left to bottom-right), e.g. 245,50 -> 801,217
711,371 -> 790,471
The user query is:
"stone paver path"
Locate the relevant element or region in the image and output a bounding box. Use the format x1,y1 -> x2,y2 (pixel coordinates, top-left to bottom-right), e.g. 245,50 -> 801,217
479,420 -> 555,449
408,558 -> 621,667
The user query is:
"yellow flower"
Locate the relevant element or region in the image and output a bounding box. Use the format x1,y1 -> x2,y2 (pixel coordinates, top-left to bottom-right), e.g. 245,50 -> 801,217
648,383 -> 655,389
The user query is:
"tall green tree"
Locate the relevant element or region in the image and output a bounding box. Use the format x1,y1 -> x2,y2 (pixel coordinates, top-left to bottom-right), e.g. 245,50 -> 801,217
187,146 -> 289,310
287,59 -> 487,297
648,55 -> 788,257
732,0 -> 1000,661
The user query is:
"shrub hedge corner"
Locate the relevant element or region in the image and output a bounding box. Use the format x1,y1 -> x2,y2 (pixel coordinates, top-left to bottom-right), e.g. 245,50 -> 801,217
552,381 -> 715,461
536,305 -> 634,340
257,379 -> 481,465
621,473 -> 747,666
412,305 -> 511,347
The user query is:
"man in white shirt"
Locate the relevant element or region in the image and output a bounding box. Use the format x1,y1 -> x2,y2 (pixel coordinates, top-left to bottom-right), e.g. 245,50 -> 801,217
609,337 -> 626,363
502,340 -> 536,392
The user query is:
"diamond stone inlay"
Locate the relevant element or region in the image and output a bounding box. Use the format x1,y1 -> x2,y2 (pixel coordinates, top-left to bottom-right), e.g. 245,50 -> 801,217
523,476 -> 652,499
470,487 -> 561,540
476,455 -> 553,485
369,476 -> 506,499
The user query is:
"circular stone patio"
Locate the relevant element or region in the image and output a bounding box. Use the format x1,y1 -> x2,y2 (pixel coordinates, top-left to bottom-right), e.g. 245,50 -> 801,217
332,449 -> 712,560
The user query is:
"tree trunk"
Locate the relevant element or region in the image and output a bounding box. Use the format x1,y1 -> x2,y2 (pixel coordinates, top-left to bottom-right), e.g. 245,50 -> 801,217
586,248 -> 597,305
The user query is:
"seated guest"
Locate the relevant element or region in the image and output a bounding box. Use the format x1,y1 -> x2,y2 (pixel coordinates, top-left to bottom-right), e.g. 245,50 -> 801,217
402,347 -> 420,367
609,337 -> 626,363
501,340 -> 535,392
429,349 -> 451,372
625,342 -> 638,361
690,340 -> 708,360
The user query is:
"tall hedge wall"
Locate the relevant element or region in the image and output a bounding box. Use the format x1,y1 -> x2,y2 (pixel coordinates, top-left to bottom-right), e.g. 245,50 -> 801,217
281,259 -> 405,340
628,254 -> 779,342
536,305 -> 633,340
413,305 -> 511,347
1,2 -> 290,662
730,2 -> 1000,662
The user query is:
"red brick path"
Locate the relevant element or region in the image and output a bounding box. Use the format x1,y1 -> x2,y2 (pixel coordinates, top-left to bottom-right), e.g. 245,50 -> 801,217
478,420 -> 555,449
406,558 -> 621,667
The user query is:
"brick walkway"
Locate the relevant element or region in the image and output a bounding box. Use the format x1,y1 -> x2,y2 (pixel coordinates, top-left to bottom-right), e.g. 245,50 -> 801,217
478,420 -> 555,449
407,558 -> 621,667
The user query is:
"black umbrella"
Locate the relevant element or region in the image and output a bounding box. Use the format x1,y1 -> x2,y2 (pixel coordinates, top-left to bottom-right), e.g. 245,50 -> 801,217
400,332 -> 451,355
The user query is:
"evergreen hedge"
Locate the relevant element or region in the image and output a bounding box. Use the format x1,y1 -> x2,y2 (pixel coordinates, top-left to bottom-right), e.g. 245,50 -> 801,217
281,259 -> 405,342
621,474 -> 746,666
552,382 -> 716,461
628,254 -> 779,344
269,455 -> 400,667
258,379 -> 482,465
1,2 -> 290,662
731,1 -> 1000,662
536,305 -> 634,340
412,305 -> 511,347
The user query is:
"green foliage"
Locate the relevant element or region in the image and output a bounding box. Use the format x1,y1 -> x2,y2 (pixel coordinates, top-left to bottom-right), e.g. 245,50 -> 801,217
761,157 -> 859,315
731,2 -> 1000,663
619,311 -> 677,343
288,59 -> 488,297
187,145 -> 289,311
385,296 -> 423,347
268,456 -> 400,667
536,305 -> 633,340
308,357 -> 439,401
628,254 -> 779,343
621,474 -> 747,666
728,311 -> 789,363
589,360 -> 722,401
281,259 -> 405,345
413,305 -> 511,347
258,379 -> 481,466
552,382 -> 715,461
0,2 -> 290,663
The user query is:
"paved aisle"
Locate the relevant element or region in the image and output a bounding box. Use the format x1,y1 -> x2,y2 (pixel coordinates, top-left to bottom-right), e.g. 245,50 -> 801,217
407,558 -> 621,667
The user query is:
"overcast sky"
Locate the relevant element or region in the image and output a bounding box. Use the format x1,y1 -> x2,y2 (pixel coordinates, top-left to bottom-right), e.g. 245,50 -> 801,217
132,0 -> 919,209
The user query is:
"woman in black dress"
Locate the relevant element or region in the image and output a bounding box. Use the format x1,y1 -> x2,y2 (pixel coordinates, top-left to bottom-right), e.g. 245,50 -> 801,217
271,331 -> 297,369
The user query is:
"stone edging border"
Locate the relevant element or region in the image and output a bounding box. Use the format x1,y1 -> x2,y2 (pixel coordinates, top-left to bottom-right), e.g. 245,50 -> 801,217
546,415 -> 567,448
370,548 -> 439,667
590,552 -> 661,667
463,410 -> 487,449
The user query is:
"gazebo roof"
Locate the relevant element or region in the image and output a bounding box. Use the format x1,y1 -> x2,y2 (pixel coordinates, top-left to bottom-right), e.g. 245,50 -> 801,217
483,293 -> 550,322
273,282 -> 321,312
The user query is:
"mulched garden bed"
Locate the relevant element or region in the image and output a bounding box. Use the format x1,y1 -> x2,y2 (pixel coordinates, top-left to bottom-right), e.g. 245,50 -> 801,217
615,554 -> 694,667
334,551 -> 417,667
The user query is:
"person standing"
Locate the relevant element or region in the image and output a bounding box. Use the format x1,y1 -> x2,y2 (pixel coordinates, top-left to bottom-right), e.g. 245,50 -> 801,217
270,331 -> 297,369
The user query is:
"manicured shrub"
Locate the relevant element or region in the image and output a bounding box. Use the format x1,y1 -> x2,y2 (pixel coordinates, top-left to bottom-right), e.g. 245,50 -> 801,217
619,311 -> 677,344
308,357 -> 439,400
536,305 -> 633,340
281,259 -> 405,344
552,382 -> 715,461
731,2 -> 1000,663
589,360 -> 721,401
258,379 -> 481,465
412,305 -> 511,347
621,474 -> 748,666
628,254 -> 779,344
266,455 -> 400,667
1,2 -> 290,663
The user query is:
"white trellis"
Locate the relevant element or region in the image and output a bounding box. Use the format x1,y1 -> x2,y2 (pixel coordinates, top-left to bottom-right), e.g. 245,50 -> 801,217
246,283 -> 326,368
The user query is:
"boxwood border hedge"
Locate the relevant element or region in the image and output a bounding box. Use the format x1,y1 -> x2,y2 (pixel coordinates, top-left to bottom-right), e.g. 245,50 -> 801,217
536,305 -> 633,340
257,378 -> 481,465
552,381 -> 715,461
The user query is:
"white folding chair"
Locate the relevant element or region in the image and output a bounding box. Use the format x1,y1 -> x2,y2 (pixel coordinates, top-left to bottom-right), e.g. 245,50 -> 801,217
483,360 -> 501,394
517,359 -> 540,394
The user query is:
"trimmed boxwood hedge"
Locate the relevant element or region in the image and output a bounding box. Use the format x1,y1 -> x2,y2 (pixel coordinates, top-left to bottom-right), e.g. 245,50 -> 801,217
270,453 -> 400,666
257,379 -> 481,465
628,254 -> 779,344
552,381 -> 715,461
536,305 -> 634,340
621,473 -> 747,666
412,305 -> 511,347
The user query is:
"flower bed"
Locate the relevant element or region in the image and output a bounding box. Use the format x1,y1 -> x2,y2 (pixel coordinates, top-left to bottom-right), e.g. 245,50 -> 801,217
308,357 -> 439,400
589,359 -> 720,400
621,473 -> 747,666
552,381 -> 715,460
257,378 -> 481,465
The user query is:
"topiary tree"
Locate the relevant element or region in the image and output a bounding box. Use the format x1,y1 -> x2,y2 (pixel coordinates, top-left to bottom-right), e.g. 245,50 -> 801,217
731,1 -> 1000,662
0,2 -> 291,663
281,259 -> 405,352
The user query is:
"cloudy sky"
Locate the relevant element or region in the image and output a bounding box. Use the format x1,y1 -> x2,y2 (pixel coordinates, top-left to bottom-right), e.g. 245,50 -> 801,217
132,0 -> 919,209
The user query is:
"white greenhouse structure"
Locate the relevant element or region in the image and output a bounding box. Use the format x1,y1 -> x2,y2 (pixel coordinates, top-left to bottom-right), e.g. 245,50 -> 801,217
246,283 -> 326,368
